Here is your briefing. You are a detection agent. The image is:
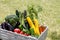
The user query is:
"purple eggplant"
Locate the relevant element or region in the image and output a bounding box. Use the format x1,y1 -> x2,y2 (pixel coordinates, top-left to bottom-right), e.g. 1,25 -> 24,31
1,22 -> 14,31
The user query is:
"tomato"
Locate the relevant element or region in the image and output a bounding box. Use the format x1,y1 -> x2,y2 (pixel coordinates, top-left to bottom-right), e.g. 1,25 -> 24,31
24,33 -> 30,36
20,31 -> 24,34
39,25 -> 46,34
19,31 -> 30,36
14,28 -> 21,33
39,27 -> 43,34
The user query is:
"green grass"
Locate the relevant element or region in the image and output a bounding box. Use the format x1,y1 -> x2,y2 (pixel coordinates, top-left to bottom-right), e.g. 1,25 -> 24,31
0,0 -> 60,40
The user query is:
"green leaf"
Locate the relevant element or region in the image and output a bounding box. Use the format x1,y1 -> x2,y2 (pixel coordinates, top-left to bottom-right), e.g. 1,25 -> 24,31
23,28 -> 30,34
19,25 -> 23,30
30,28 -> 35,35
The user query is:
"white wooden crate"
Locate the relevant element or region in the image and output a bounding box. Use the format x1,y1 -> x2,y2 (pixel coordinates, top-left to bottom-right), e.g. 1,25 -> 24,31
0,26 -> 48,40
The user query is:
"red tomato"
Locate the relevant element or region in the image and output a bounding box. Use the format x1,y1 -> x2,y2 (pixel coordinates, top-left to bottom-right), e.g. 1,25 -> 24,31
24,33 -> 30,36
39,27 -> 44,34
20,31 -> 24,34
39,25 -> 46,34
14,28 -> 21,33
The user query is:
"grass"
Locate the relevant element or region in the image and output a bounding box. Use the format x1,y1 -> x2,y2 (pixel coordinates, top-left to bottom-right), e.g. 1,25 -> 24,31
0,0 -> 60,40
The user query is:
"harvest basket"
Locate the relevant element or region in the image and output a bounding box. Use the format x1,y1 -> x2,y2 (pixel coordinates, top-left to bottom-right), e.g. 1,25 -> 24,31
0,25 -> 48,40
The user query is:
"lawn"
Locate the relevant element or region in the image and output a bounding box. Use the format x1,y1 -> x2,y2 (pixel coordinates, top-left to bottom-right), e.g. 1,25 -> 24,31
0,0 -> 60,40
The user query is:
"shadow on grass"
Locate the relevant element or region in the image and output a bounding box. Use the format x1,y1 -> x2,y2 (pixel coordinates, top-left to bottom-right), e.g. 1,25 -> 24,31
49,31 -> 60,40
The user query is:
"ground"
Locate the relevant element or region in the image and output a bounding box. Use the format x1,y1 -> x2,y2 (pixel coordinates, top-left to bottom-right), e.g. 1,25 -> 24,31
0,0 -> 60,40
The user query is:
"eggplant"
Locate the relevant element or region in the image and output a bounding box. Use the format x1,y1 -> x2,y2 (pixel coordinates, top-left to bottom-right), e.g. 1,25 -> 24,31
1,22 -> 14,31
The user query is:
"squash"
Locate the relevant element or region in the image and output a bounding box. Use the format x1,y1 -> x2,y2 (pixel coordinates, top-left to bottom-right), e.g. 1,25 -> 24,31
26,17 -> 36,34
34,18 -> 40,35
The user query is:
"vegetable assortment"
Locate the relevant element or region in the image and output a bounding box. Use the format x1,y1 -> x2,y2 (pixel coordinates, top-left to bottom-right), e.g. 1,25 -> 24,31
0,6 -> 45,38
